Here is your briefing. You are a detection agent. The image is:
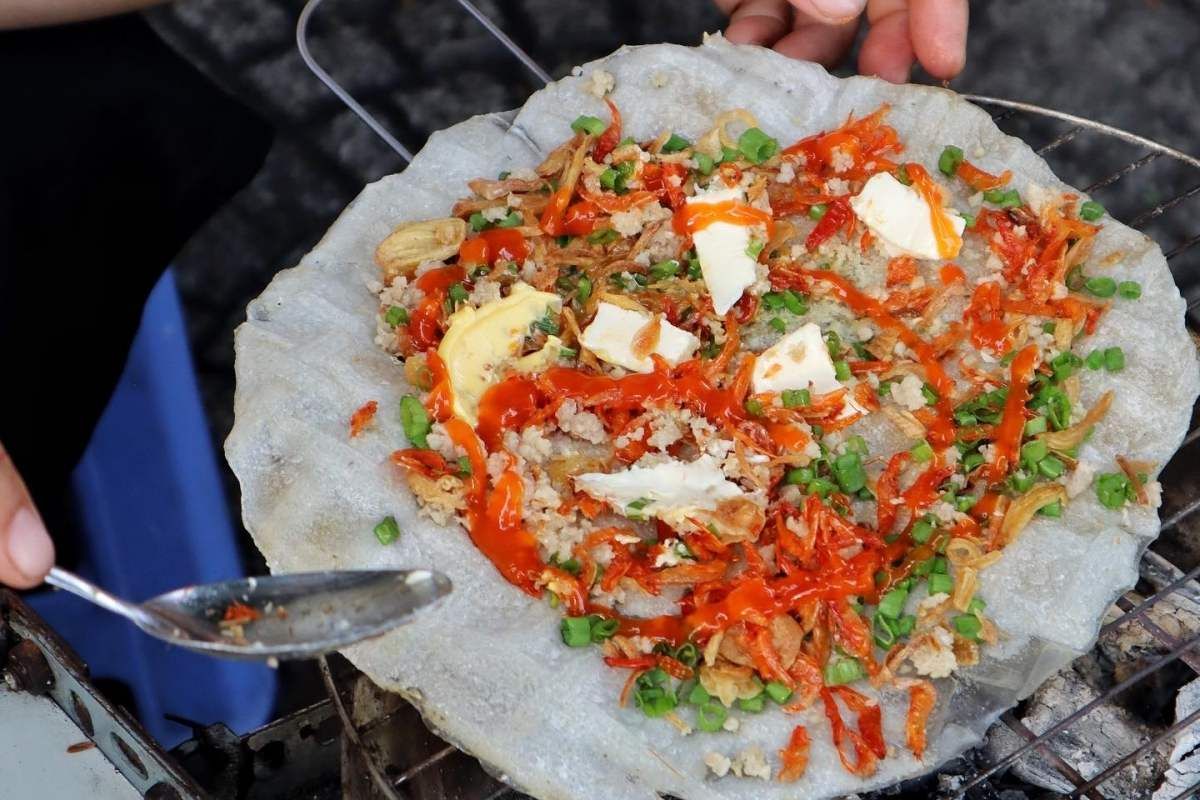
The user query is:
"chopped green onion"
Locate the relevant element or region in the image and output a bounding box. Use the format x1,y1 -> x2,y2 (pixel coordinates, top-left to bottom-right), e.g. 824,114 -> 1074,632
983,188 -> 1022,208
911,517 -> 935,544
955,410 -> 978,427
720,145 -> 741,164
782,388 -> 810,408
468,211 -> 489,232
873,614 -> 897,649
1020,439 -> 1048,469
533,310 -> 560,336
745,239 -> 765,260
738,692 -> 766,713
737,127 -> 779,164
785,466 -> 814,486
674,642 -> 700,667
497,210 -> 522,228
1104,346 -> 1125,372
895,615 -> 917,636
1038,500 -> 1063,517
761,292 -> 785,311
806,477 -> 838,497
1066,265 -> 1086,292
896,164 -> 911,185
832,452 -> 867,493
938,145 -> 964,177
688,683 -> 711,705
1010,470 -> 1036,493
1085,276 -> 1117,298
661,133 -> 691,153
625,497 -> 652,520
589,616 -> 619,642
921,383 -> 940,405
845,435 -> 868,455
967,597 -> 987,614
576,275 -> 593,304
587,228 -> 619,245
823,657 -> 866,686
687,256 -> 702,279
697,700 -> 728,732
834,360 -> 851,381
962,452 -> 984,472
1079,200 -> 1106,221
932,556 -> 948,573
769,317 -> 786,334
399,395 -> 431,449
960,212 -> 977,228
911,441 -> 934,463
928,573 -> 954,595
599,167 -> 621,192
809,203 -> 828,221
571,115 -> 606,136
447,282 -> 469,308
1038,456 -> 1065,479
953,614 -> 983,640
825,330 -> 842,357
649,259 -> 681,282
765,681 -> 793,704
373,515 -> 400,545
694,152 -> 715,175
1023,416 -> 1047,436
1117,280 -> 1141,299
558,346 -> 578,360
1096,472 -> 1134,509
744,398 -> 765,417
560,616 -> 592,647
912,558 -> 935,577
782,290 -> 808,315
384,305 -> 409,327
877,586 -> 908,619
634,684 -> 678,718
457,456 -> 473,477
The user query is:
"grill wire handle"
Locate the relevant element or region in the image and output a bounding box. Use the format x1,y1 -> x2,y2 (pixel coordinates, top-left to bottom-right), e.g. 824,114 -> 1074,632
295,2 -> 1200,798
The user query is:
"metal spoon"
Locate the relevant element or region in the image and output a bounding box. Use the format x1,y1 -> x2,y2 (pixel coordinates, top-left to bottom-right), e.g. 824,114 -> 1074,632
44,566 -> 451,660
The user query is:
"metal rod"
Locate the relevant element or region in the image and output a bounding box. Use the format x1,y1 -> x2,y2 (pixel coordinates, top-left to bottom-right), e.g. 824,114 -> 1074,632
1115,595 -> 1200,673
1168,231 -> 1200,261
453,0 -> 553,85
1129,183 -> 1200,229
1036,125 -> 1084,155
1102,560 -> 1200,636
963,96 -> 1200,170
1087,151 -> 1162,194
959,631 -> 1200,792
296,0 -> 414,163
317,656 -> 405,800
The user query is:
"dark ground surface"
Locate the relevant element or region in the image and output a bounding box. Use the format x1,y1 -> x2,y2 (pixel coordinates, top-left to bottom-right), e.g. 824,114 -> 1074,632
138,0 -> 1200,755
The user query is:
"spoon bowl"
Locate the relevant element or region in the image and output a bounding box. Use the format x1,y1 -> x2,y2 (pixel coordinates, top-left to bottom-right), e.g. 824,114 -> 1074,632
45,567 -> 451,660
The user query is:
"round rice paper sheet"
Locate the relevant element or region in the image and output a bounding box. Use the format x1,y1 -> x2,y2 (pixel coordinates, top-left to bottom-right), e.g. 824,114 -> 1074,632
226,36 -> 1200,800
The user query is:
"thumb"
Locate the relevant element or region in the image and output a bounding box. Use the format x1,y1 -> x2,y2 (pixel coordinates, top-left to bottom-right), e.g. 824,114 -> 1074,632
0,442 -> 55,588
789,0 -> 868,24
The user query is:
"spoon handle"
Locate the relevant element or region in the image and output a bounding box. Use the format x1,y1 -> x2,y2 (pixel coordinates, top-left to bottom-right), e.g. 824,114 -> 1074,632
44,567 -> 146,623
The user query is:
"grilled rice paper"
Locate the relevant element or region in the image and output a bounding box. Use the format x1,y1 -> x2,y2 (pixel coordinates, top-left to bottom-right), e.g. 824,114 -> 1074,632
227,36 -> 1199,799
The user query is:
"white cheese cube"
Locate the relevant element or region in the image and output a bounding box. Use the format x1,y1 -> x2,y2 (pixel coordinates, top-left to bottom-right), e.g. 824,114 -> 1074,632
752,322 -> 865,416
579,302 -> 699,373
688,186 -> 761,315
849,172 -> 966,260
574,455 -> 743,526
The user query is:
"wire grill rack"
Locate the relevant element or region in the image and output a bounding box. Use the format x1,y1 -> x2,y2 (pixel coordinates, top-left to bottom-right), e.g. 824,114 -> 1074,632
297,2 -> 1200,797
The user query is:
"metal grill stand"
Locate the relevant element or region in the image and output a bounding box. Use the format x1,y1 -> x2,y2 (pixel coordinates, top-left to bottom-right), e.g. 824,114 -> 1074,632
296,2 -> 1200,798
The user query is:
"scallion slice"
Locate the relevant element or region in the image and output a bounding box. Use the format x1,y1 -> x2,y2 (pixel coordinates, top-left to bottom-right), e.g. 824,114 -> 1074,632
737,127 -> 779,164
911,440 -> 934,463
560,616 -> 592,647
928,572 -> 954,595
570,115 -> 606,136
661,133 -> 691,153
1104,346 -> 1125,372
1117,280 -> 1141,299
938,145 -> 964,177
697,700 -> 728,732
399,395 -> 431,449
373,515 -> 400,545
823,657 -> 865,686
1079,200 -> 1106,221
808,203 -> 828,221
1085,276 -> 1117,297
384,305 -> 409,327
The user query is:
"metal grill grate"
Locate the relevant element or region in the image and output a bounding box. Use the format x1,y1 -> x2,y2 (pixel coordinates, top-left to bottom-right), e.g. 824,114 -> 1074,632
297,2 -> 1200,797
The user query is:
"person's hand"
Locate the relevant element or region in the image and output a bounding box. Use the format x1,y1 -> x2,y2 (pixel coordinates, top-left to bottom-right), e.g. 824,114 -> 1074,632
714,0 -> 968,83
0,441 -> 55,588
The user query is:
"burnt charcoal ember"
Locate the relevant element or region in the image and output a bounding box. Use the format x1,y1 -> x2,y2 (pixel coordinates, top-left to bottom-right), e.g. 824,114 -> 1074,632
1153,678 -> 1200,800
987,667 -> 1170,798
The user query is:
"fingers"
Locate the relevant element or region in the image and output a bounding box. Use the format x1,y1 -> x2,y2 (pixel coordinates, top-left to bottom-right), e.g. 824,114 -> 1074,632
859,0 -> 914,83
787,0 -> 867,24
772,15 -> 861,67
0,442 -> 54,588
721,0 -> 794,47
908,0 -> 968,79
